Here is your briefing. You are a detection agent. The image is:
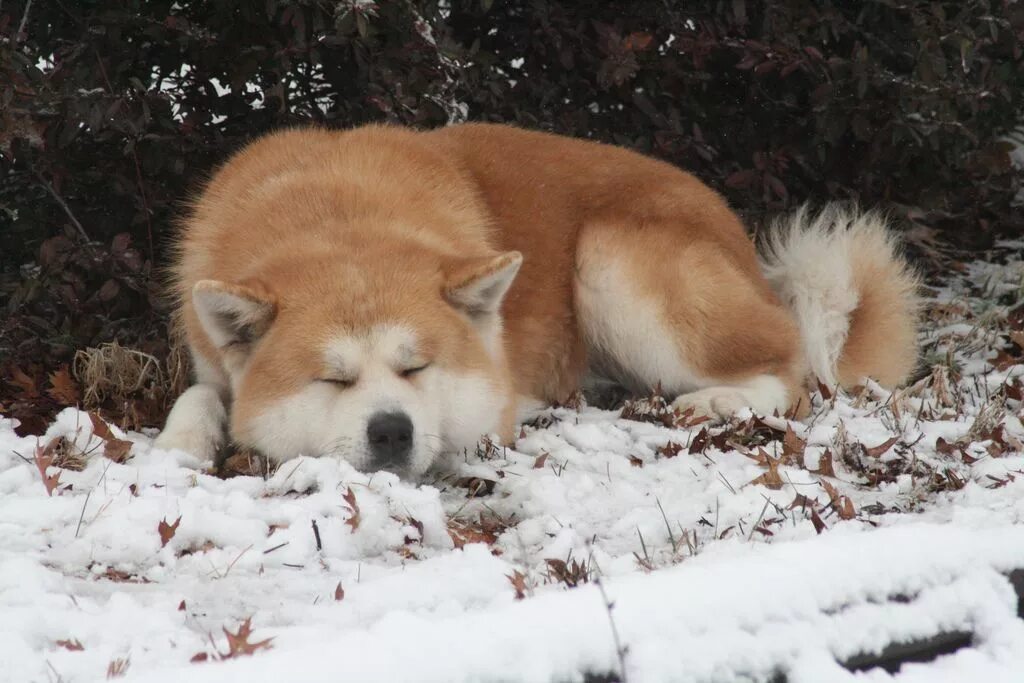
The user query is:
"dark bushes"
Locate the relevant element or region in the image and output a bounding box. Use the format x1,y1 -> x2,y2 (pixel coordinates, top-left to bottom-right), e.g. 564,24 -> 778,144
1,1 -> 1022,426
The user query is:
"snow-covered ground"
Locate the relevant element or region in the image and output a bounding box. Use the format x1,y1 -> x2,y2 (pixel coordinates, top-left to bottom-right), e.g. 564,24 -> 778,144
3,248 -> 1024,683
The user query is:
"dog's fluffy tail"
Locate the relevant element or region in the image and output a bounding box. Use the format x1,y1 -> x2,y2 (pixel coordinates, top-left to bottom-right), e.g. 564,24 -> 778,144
758,204 -> 921,389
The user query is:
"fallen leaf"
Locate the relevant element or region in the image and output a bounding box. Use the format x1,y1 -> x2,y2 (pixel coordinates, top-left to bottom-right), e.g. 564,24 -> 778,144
508,570 -> 527,600
821,480 -> 856,520
104,438 -> 133,463
88,412 -> 117,441
788,493 -> 817,510
811,448 -> 837,478
178,600 -> 186,611
158,516 -> 181,548
447,518 -> 499,548
781,426 -> 806,464
749,456 -> 784,490
657,441 -> 684,458
453,476 -> 496,497
816,379 -> 833,400
628,454 -> 644,468
56,639 -> 84,651
864,436 -> 900,458
190,653 -> 209,663
688,427 -> 710,454
47,366 -> 81,405
342,487 -> 361,530
935,437 -> 960,456
8,365 -> 40,397
334,582 -> 345,601
810,508 -> 827,534
33,439 -> 61,496
220,617 -> 273,659
533,452 -> 549,469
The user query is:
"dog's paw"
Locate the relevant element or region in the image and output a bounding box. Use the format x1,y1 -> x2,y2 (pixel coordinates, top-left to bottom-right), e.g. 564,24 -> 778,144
672,387 -> 749,422
152,384 -> 227,461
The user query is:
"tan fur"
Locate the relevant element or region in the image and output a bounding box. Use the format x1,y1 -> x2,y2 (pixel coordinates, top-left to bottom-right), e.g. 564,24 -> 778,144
163,122 -> 919,466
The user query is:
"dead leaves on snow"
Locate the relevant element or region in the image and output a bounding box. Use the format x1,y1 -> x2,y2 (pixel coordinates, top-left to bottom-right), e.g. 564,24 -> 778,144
342,487 -> 361,531
192,617 -> 274,664
158,516 -> 181,548
88,412 -> 133,463
25,412 -> 135,496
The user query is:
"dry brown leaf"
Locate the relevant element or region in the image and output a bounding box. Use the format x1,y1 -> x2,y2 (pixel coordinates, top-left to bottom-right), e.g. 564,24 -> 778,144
781,426 -> 806,465
334,581 -> 345,601
453,476 -> 497,497
56,639 -> 84,651
628,454 -> 644,468
88,412 -> 116,441
810,508 -> 827,534
8,365 -> 40,397
935,437 -> 960,456
47,366 -> 81,405
34,439 -> 61,496
788,493 -> 818,510
688,427 -> 710,454
810,448 -> 837,478
816,379 -> 833,400
342,487 -> 361,531
657,441 -> 684,458
447,519 -> 499,549
864,436 -> 900,458
104,439 -> 133,463
749,456 -> 783,490
508,570 -> 527,600
158,516 -> 181,548
820,480 -> 856,520
220,617 -> 273,659
533,452 -> 549,469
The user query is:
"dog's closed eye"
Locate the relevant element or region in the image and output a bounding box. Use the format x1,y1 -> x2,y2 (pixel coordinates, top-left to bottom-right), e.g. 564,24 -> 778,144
400,364 -> 430,379
318,377 -> 357,389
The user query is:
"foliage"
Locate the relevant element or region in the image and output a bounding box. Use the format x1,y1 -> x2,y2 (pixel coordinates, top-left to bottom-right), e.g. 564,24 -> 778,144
1,0 -> 1022,427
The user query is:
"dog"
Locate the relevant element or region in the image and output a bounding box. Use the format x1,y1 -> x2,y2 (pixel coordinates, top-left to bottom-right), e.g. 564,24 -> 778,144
154,123 -> 919,479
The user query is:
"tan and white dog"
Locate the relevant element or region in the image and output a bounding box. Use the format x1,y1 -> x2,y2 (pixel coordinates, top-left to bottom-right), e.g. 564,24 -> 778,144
155,123 -> 919,479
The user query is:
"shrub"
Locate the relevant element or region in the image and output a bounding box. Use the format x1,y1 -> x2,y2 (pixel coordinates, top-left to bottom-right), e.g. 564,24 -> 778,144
1,0 -> 1022,427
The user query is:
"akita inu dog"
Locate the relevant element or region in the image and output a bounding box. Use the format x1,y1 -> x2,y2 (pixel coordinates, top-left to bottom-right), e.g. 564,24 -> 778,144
155,123 -> 919,479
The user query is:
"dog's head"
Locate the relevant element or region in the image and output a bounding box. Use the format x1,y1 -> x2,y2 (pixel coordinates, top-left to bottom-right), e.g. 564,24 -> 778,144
191,248 -> 521,480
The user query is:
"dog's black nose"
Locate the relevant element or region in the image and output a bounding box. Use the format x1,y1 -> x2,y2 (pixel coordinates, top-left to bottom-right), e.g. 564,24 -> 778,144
366,411 -> 414,468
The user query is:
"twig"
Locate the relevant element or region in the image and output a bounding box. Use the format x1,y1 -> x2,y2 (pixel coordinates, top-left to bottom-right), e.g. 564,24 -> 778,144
745,497 -> 770,544
311,519 -> 322,551
33,170 -> 92,245
594,578 -> 630,683
16,0 -> 32,42
74,488 -> 92,539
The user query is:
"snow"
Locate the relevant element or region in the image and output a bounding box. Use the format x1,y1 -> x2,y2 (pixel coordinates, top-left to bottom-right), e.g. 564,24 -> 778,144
3,250 -> 1024,682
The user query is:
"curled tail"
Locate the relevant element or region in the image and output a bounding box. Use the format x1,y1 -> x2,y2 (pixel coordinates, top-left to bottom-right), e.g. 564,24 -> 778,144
758,204 -> 921,389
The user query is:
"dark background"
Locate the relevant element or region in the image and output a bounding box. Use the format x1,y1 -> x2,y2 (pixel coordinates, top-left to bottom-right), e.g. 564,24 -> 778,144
2,0 -> 1022,431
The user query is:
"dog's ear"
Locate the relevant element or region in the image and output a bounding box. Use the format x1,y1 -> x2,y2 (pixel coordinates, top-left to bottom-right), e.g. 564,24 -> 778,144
444,251 -> 523,316
192,280 -> 276,349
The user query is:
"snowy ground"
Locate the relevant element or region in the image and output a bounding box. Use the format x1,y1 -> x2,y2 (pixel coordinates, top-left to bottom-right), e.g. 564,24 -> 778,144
3,247 -> 1024,683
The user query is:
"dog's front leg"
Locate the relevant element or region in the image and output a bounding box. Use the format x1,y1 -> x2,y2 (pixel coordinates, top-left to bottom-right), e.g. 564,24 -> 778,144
153,384 -> 228,462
